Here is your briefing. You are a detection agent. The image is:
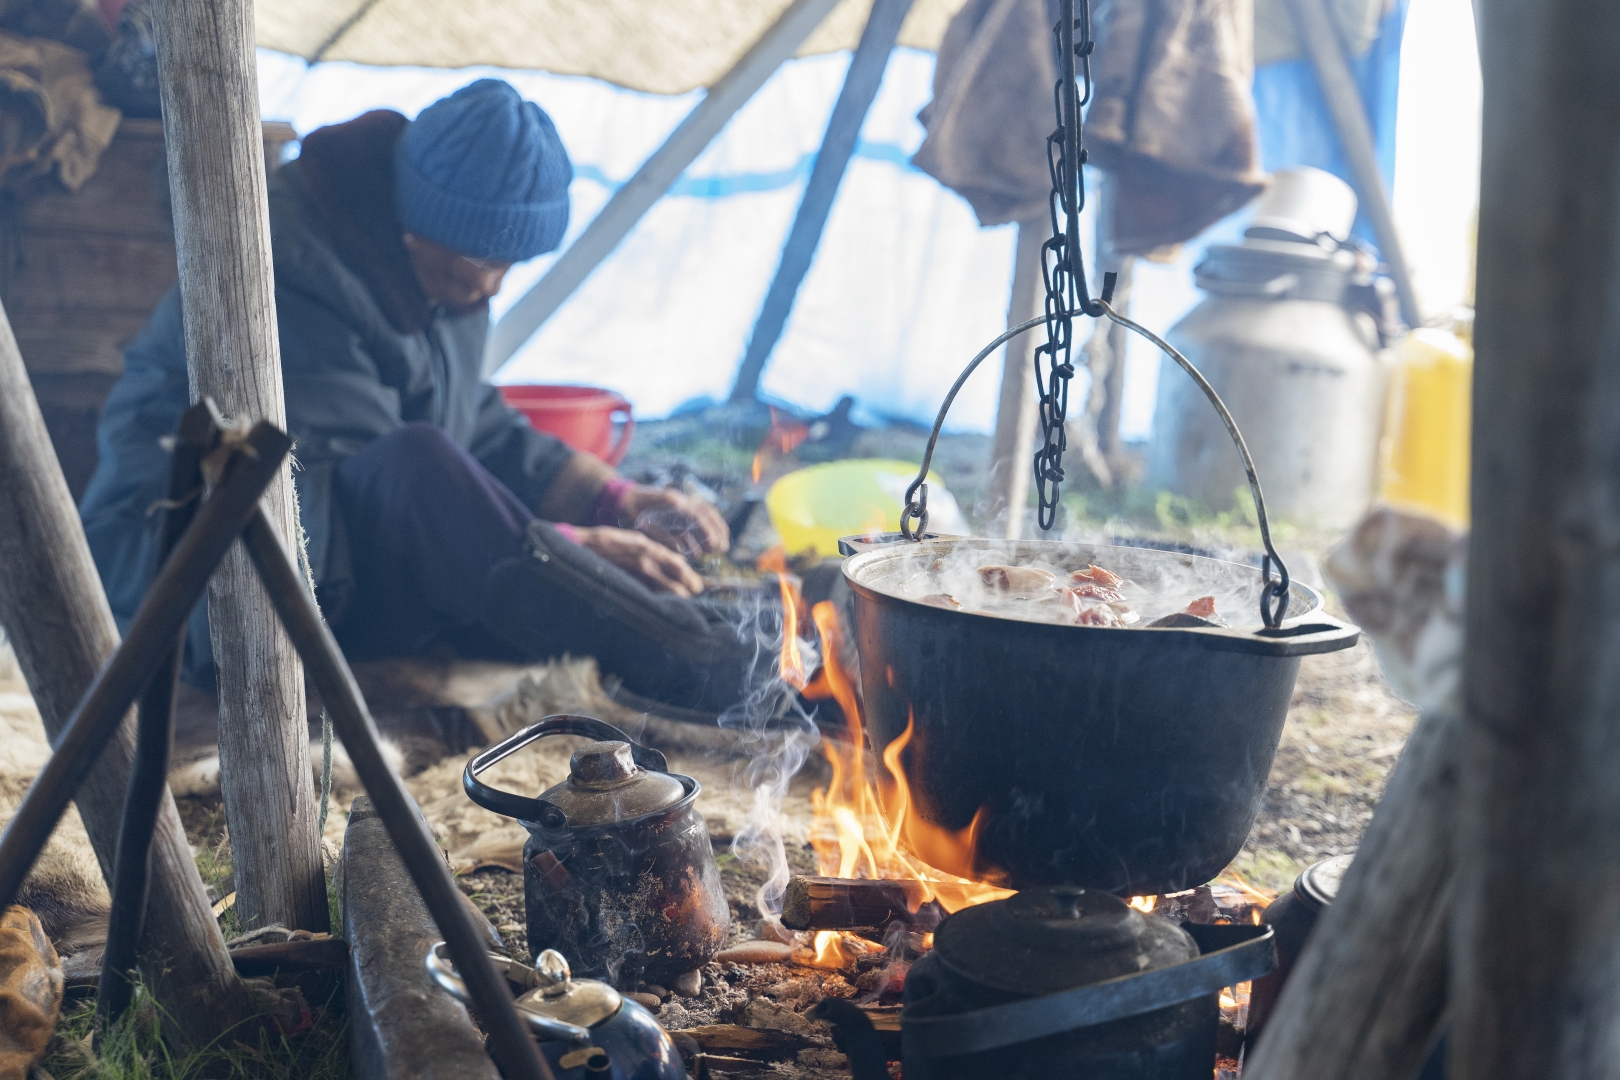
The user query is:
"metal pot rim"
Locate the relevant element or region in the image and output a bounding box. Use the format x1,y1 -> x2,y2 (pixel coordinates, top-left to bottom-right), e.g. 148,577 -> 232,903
840,536 -> 1358,658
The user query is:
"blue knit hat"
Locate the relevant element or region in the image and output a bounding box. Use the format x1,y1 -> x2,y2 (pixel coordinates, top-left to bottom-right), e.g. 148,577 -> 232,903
395,79 -> 572,263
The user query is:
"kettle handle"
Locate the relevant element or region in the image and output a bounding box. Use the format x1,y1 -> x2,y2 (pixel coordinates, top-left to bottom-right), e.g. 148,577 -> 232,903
463,714 -> 670,824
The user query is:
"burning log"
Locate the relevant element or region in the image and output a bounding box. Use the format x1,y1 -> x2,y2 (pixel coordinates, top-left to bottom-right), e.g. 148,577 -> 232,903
678,1025 -> 807,1059
780,876 -> 929,931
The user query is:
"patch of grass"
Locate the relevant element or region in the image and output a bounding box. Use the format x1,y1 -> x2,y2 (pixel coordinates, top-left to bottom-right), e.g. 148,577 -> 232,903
1230,847 -> 1307,896
41,984 -> 350,1080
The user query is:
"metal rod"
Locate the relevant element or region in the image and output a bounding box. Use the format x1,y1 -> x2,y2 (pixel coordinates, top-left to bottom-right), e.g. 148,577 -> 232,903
0,421 -> 291,916
899,303 -> 1292,626
237,508 -> 554,1080
97,408 -> 210,1030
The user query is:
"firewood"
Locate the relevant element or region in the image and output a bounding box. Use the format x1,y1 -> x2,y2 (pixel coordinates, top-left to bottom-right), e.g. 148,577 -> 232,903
227,936 -> 349,977
677,1024 -> 806,1059
780,876 -> 926,931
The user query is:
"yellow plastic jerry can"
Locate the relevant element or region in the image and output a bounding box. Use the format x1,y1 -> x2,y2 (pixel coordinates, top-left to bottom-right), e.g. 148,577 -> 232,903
1380,327 -> 1473,528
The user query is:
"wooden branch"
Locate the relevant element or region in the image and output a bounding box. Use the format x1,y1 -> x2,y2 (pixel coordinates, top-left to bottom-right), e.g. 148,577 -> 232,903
1241,707 -> 1455,1080
1453,2 -> 1620,1073
679,1025 -> 806,1059
152,0 -> 327,932
485,0 -> 841,372
780,876 -> 926,931
0,298 -> 253,1046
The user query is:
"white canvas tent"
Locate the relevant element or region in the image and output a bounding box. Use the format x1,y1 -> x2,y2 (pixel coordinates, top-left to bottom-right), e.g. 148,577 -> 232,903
256,0 -> 969,94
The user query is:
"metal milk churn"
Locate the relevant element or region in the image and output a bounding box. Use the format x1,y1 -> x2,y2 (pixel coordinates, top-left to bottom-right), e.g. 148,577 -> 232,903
1148,168 -> 1399,529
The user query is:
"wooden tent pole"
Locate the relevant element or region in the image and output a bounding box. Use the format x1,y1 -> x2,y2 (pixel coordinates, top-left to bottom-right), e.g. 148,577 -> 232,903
152,0 -> 328,932
728,0 -> 916,404
985,217 -> 1045,538
1283,0 -> 1422,328
1453,0 -> 1620,1074
484,0 -> 841,373
0,306 -> 253,1045
1240,707 -> 1455,1080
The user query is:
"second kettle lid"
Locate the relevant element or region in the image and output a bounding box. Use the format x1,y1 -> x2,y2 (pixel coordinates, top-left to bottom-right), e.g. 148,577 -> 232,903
537,740 -> 688,825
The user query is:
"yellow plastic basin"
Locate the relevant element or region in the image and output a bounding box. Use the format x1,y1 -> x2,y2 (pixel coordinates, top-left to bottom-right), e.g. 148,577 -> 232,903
766,459 -> 945,557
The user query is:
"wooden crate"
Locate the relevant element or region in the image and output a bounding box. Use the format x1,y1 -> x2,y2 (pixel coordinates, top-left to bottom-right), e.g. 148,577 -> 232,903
6,118 -> 298,499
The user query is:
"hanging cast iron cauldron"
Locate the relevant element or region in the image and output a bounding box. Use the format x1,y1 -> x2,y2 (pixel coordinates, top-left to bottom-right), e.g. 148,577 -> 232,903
901,887 -> 1275,1079
839,535 -> 1359,894
426,942 -> 683,1080
464,715 -> 730,985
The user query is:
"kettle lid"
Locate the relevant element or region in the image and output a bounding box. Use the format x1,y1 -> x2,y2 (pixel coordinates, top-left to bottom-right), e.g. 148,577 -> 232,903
538,740 -> 688,825
514,949 -> 623,1028
933,886 -> 1200,996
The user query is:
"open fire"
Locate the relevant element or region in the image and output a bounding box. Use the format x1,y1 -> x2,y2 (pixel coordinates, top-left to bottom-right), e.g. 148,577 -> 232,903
758,560 -> 1014,967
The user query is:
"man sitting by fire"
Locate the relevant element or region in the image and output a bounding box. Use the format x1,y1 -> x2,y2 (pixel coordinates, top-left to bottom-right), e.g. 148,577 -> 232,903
79,79 -> 758,713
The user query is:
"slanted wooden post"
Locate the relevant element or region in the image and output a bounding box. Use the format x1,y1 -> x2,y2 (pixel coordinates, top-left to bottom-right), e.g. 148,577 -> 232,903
985,218 -> 1045,537
1241,707 -> 1455,1080
0,305 -> 253,1044
152,0 -> 327,932
1453,0 -> 1620,1073
728,0 -> 916,404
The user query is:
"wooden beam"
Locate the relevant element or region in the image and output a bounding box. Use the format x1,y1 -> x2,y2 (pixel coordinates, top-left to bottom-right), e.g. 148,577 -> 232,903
0,300 -> 254,1046
1453,0 -> 1620,1074
484,0 -> 841,372
152,0 -> 328,932
727,0 -> 916,403
1241,707 -> 1455,1080
985,218 -> 1045,538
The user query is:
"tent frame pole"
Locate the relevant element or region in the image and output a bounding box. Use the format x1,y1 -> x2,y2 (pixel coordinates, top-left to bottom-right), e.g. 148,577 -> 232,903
727,0 -> 917,404
484,0 -> 841,374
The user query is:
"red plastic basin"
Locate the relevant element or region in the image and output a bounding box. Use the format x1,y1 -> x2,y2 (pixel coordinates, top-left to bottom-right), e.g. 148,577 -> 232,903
499,384 -> 635,466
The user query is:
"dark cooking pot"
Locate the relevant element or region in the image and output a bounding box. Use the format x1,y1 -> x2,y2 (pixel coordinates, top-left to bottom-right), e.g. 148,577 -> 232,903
464,715 -> 730,985
837,535 -> 1359,895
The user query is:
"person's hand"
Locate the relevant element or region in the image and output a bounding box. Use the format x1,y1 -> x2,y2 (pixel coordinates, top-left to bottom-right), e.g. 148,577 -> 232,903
572,526 -> 706,597
617,485 -> 730,557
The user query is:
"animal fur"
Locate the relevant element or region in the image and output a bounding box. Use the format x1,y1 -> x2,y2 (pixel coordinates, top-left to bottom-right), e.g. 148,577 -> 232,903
0,642 -> 109,950
1323,506 -> 1467,715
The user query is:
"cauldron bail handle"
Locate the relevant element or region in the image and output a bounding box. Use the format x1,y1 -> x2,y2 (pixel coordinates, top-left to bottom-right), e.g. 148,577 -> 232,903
463,713 -> 670,826
900,304 -> 1293,628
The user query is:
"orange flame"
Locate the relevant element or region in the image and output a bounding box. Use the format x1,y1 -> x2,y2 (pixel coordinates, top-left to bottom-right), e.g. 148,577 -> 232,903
751,406 -> 811,484
757,546 -> 807,689
1128,895 -> 1157,913
800,600 -> 1011,970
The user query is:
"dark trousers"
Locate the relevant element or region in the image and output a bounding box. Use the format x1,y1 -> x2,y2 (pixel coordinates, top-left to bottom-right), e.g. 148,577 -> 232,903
329,423 -> 534,661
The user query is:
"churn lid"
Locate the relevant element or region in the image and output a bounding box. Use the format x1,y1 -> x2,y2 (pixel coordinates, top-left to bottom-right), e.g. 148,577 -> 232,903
515,949 -> 623,1029
537,740 -> 687,825
932,886 -> 1200,996
1293,854 -> 1354,912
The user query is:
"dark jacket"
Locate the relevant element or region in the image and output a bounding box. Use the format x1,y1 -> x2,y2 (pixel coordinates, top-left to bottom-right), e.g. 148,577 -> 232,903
78,110 -> 610,683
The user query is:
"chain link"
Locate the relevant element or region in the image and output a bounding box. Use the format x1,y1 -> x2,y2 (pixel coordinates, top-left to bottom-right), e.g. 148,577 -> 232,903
1034,0 -> 1097,531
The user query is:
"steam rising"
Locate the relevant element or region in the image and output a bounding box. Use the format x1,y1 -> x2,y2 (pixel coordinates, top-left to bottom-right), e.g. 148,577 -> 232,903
879,539 -> 1304,629
711,584 -> 821,924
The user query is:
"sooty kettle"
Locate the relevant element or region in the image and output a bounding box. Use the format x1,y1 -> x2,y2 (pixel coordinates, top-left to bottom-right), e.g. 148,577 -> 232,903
464,714 -> 730,985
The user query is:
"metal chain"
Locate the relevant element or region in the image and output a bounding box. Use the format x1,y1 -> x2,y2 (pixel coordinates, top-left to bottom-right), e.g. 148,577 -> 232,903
1033,0 -> 1099,532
